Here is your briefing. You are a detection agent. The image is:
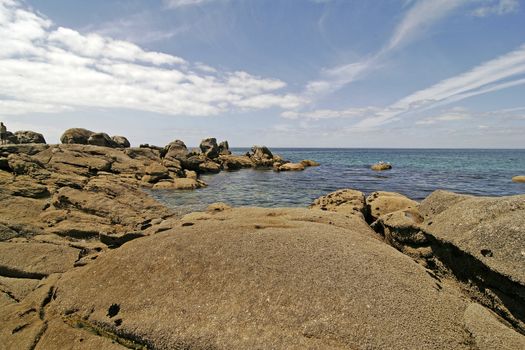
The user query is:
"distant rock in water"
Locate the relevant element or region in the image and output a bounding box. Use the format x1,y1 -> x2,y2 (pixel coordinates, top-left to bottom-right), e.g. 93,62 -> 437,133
14,131 -> 46,144
277,162 -> 305,171
111,135 -> 130,148
371,161 -> 392,171
512,175 -> 525,183
60,128 -> 94,145
300,159 -> 320,167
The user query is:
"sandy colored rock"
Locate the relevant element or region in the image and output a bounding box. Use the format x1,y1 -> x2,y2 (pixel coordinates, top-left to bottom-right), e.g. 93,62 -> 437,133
278,162 -> 305,171
47,207 -> 497,349
366,191 -> 418,221
60,128 -> 94,145
0,242 -> 79,278
219,154 -> 254,170
199,160 -> 221,173
512,175 -> 525,183
206,202 -> 232,212
111,135 -> 130,148
300,159 -> 320,167
199,137 -> 219,159
310,189 -> 367,219
0,276 -> 40,301
371,161 -> 392,171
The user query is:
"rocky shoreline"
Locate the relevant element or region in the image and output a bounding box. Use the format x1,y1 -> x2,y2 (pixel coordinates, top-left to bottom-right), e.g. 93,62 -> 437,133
0,138 -> 524,349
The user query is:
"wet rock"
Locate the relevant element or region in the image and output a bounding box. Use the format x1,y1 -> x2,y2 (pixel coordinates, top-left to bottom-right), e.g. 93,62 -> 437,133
277,162 -> 305,171
512,175 -> 525,183
60,128 -> 94,145
300,159 -> 320,167
371,161 -> 392,171
14,131 -> 46,144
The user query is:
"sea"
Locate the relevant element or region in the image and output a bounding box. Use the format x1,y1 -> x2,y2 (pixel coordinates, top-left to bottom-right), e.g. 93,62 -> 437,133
149,148 -> 525,215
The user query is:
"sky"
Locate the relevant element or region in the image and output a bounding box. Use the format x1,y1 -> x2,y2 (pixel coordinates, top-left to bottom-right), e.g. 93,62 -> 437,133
1,0 -> 524,148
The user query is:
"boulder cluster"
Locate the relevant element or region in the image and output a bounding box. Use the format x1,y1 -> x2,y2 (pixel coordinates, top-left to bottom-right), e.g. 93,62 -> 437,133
60,128 -> 130,148
1,130 -> 46,145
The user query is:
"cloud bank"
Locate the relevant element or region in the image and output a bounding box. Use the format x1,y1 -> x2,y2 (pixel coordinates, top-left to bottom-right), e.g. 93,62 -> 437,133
0,0 -> 303,116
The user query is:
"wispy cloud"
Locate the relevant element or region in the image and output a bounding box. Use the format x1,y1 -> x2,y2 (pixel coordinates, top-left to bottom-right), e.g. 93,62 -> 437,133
164,0 -> 221,9
0,0 -> 304,116
471,0 -> 519,17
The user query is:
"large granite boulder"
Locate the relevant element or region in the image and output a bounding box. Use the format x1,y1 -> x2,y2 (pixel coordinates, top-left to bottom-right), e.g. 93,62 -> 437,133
60,128 -> 94,145
46,207 -> 524,349
219,155 -> 254,170
87,133 -> 118,148
14,131 -> 46,144
200,138 -> 219,159
164,140 -> 188,159
111,135 -> 130,148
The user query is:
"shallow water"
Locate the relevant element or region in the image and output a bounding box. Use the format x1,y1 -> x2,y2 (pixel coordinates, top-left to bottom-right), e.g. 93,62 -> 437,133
150,148 -> 525,214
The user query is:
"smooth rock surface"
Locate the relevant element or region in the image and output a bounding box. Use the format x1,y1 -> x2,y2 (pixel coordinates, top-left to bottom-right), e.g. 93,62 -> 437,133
366,191 -> 418,221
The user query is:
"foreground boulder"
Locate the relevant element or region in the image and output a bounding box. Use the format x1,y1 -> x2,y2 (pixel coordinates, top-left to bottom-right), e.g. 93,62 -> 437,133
60,128 -> 94,145
44,207 -> 524,349
14,131 -> 46,144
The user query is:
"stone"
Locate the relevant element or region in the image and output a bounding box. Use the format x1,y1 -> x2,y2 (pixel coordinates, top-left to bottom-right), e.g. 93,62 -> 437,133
14,131 -> 46,144
300,159 -> 320,167
3,131 -> 19,144
366,191 -> 419,221
0,242 -> 79,278
111,135 -> 130,148
164,140 -> 188,159
184,170 -> 198,180
278,162 -> 305,171
143,163 -> 169,183
218,140 -> 231,155
371,161 -> 392,171
60,128 -> 94,145
179,155 -> 205,172
199,137 -> 219,158
206,202 -> 231,212
219,155 -> 253,170
153,178 -> 205,190
310,189 -> 367,219
512,175 -> 525,183
198,160 -> 221,173
87,133 -> 118,148
50,207 -> 491,349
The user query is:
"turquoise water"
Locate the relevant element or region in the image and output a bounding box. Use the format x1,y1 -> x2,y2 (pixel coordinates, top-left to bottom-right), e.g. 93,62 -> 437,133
150,148 -> 525,214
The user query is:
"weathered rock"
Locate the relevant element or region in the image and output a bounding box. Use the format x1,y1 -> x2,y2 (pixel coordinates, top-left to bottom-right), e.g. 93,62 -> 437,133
219,154 -> 254,170
143,163 -> 169,183
124,147 -> 161,162
366,191 -> 418,221
14,131 -> 46,144
310,189 -> 367,219
371,161 -> 392,171
218,140 -> 231,155
512,175 -> 525,183
206,202 -> 231,212
164,140 -> 188,159
88,132 -> 118,148
0,242 -> 79,278
278,162 -> 305,171
199,137 -> 219,159
153,178 -> 205,190
179,155 -> 205,172
60,128 -> 94,145
49,207 -> 501,349
0,144 -> 49,157
3,131 -> 19,144
250,145 -> 274,167
198,160 -> 221,173
184,169 -> 198,180
300,159 -> 320,167
111,135 -> 130,148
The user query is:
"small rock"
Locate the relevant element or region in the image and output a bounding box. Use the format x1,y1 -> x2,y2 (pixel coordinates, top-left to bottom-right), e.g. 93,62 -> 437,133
300,160 -> 320,167
278,163 -> 305,171
111,136 -> 130,148
371,162 -> 392,171
512,176 -> 525,183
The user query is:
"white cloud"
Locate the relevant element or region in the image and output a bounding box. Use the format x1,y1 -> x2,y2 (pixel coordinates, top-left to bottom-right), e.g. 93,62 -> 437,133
282,106 -> 380,120
415,108 -> 471,125
164,0 -> 219,8
0,0 -> 301,117
472,0 -> 519,17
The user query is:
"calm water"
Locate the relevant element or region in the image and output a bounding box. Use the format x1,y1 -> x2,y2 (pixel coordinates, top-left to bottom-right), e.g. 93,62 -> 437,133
150,148 -> 525,214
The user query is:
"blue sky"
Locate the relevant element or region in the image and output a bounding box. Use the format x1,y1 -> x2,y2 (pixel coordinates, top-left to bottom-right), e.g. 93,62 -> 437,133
1,0 -> 524,147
